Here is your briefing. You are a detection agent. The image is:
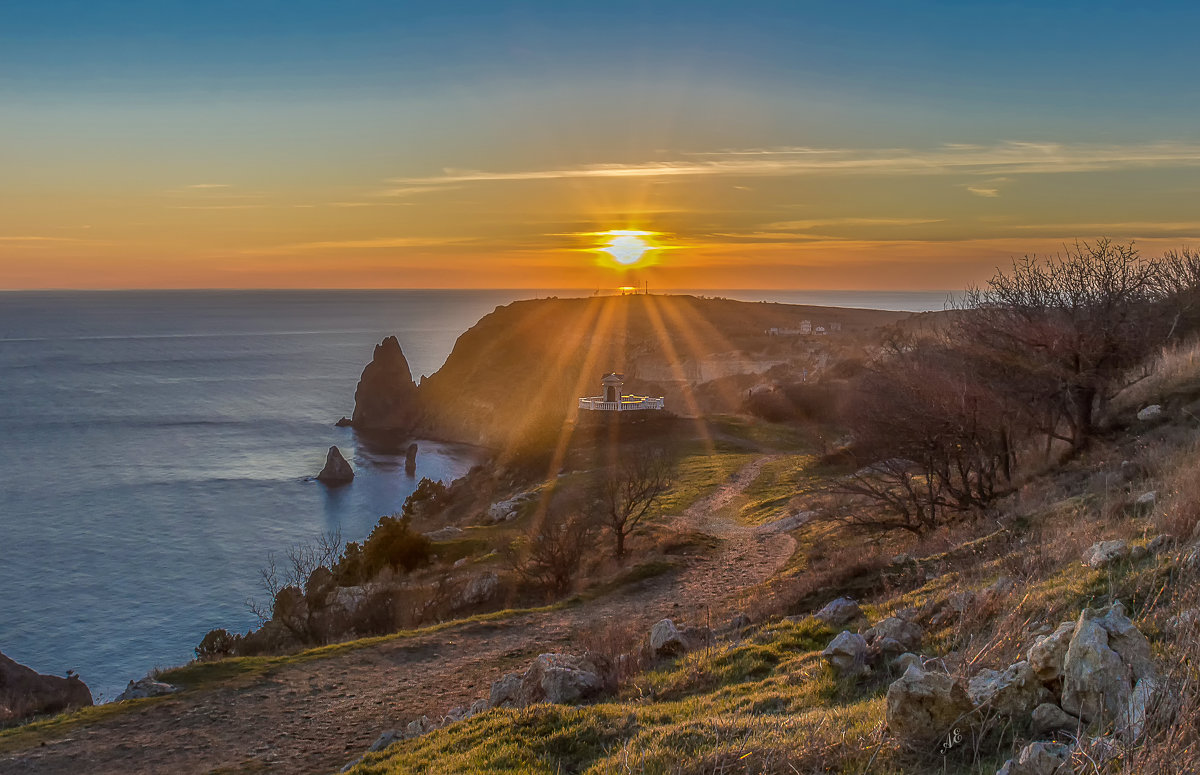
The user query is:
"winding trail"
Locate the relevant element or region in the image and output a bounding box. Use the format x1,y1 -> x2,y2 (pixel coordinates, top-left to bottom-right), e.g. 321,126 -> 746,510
1,456 -> 794,775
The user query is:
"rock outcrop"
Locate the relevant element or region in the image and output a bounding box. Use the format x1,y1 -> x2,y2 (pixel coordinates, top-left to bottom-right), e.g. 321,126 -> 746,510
316,445 -> 354,485
1061,602 -> 1157,725
885,664 -> 975,745
351,336 -> 420,431
116,676 -> 177,701
0,651 -> 93,723
517,653 -> 613,706
650,619 -> 689,657
814,597 -> 862,626
822,631 -> 869,677
967,661 -> 1048,716
996,741 -> 1071,775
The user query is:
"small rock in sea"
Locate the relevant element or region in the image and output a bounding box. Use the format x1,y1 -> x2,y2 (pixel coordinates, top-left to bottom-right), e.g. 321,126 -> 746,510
334,416 -> 353,427
405,442 -> 418,475
1136,404 -> 1163,422
317,445 -> 354,485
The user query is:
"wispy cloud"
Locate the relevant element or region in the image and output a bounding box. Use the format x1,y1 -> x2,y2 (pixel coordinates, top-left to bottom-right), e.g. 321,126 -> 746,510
760,217 -> 944,230
967,187 -> 1001,197
241,237 -> 475,255
171,204 -> 268,210
0,236 -> 88,242
1013,221 -> 1200,234
388,141 -> 1200,189
185,183 -> 232,189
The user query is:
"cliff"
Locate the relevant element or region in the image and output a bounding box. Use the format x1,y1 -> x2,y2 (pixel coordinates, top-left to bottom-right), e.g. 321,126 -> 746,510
399,294 -> 909,448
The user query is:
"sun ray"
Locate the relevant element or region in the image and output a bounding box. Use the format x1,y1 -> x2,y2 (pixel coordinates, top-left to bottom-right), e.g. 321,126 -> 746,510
641,294 -> 717,455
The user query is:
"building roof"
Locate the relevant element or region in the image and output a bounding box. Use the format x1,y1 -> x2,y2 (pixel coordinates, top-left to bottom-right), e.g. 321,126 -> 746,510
601,373 -> 625,384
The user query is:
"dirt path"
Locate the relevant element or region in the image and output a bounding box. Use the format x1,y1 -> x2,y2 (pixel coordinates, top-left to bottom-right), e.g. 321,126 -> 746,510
1,456 -> 794,775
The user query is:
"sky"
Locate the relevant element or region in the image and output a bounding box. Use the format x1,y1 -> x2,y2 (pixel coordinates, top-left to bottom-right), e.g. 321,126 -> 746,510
3,1 -> 1200,290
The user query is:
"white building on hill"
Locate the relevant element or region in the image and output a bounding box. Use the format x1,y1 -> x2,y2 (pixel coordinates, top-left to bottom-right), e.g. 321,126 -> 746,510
578,373 -> 664,412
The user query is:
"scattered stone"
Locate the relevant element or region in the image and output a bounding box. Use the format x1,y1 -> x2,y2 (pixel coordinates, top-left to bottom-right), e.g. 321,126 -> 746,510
460,572 -> 499,606
403,715 -> 438,738
1147,534 -> 1175,554
116,676 -> 177,701
890,553 -> 913,565
1027,621 -> 1075,682
814,597 -> 861,626
443,705 -> 467,723
947,591 -> 976,613
1061,607 -> 1133,723
893,652 -> 923,673
1129,544 -> 1148,562
1117,677 -> 1157,742
469,698 -> 489,716
1031,702 -> 1080,736
316,445 -> 355,485
367,730 -> 402,752
885,665 -> 975,745
1167,607 -> 1200,633
681,625 -> 714,651
516,653 -> 612,706
725,613 -> 752,633
968,661 -> 1048,716
981,576 -> 1016,603
650,619 -> 690,657
867,617 -> 924,653
1135,490 -> 1157,507
822,631 -> 869,677
489,673 -> 522,708
1082,539 -> 1130,568
1136,404 -> 1163,421
997,741 -> 1071,775
1095,602 -> 1156,683
423,526 -> 464,541
485,494 -> 529,523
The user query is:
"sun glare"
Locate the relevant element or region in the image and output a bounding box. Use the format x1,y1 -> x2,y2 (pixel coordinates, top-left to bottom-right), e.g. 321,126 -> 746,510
594,229 -> 658,266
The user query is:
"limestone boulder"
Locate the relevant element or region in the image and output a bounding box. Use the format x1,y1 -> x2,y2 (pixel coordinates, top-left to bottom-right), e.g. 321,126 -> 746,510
1082,540 -> 1130,568
996,741 -> 1071,775
650,619 -> 689,657
822,631 -> 869,677
488,672 -> 522,708
968,661 -> 1049,716
1116,677 -> 1157,742
517,653 -> 613,706
1031,702 -> 1080,736
885,665 -> 975,745
1137,404 -> 1163,421
1027,621 -> 1075,682
814,597 -> 861,626
116,676 -> 177,701
316,445 -> 354,485
867,617 -> 924,653
1061,609 -> 1132,723
1094,602 -> 1156,682
459,572 -> 499,607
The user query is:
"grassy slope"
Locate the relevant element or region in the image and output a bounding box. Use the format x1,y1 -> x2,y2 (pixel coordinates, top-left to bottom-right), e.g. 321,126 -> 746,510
349,358 -> 1200,774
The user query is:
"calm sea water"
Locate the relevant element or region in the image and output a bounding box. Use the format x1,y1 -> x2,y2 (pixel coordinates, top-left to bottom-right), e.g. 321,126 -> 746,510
0,289 -> 948,701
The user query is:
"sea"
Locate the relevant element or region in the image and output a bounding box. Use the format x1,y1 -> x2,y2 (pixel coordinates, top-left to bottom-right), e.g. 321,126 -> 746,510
0,289 -> 952,700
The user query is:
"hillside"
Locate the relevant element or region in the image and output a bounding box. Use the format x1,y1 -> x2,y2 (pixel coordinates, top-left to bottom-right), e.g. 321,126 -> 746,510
413,294 -> 910,448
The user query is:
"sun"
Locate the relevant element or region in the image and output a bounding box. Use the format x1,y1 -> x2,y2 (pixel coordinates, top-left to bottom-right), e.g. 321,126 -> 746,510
596,230 -> 657,266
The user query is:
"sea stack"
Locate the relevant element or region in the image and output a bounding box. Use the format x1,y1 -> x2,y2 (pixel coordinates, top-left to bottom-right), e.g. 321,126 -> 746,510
317,446 -> 354,485
0,651 -> 93,723
405,442 -> 418,475
351,336 -> 420,431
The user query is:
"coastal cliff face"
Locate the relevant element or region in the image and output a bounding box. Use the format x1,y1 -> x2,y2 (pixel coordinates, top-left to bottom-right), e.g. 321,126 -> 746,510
351,336 -> 420,431
0,651 -> 93,723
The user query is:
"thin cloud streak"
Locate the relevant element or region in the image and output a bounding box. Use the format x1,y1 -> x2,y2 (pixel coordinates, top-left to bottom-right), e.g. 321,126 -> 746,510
389,141 -> 1200,188
241,236 -> 476,255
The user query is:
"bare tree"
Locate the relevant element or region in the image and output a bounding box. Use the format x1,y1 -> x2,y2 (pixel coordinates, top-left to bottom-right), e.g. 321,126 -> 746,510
959,240 -> 1164,450
247,530 -> 343,628
505,510 -> 596,594
591,445 -> 675,559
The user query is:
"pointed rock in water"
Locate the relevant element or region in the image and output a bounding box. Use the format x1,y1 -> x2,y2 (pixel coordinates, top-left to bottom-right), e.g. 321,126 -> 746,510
352,336 -> 420,431
405,442 -> 418,474
317,446 -> 354,485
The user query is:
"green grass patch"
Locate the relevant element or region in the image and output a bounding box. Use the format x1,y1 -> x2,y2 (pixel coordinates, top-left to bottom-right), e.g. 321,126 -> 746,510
0,695 -> 175,754
733,454 -> 822,526
651,451 -> 756,519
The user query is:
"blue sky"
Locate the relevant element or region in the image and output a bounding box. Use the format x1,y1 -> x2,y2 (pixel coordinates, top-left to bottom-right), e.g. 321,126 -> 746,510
3,1 -> 1200,288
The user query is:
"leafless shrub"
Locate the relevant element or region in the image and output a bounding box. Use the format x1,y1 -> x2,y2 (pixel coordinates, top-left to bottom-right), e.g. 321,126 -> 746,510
592,443 -> 676,559
504,510 -> 596,595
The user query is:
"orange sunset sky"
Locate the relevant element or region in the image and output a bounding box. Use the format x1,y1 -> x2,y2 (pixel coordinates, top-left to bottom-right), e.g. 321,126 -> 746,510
3,2 -> 1200,290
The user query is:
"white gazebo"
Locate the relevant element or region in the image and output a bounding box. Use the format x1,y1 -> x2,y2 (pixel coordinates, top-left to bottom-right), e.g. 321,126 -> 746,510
578,373 -> 664,412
